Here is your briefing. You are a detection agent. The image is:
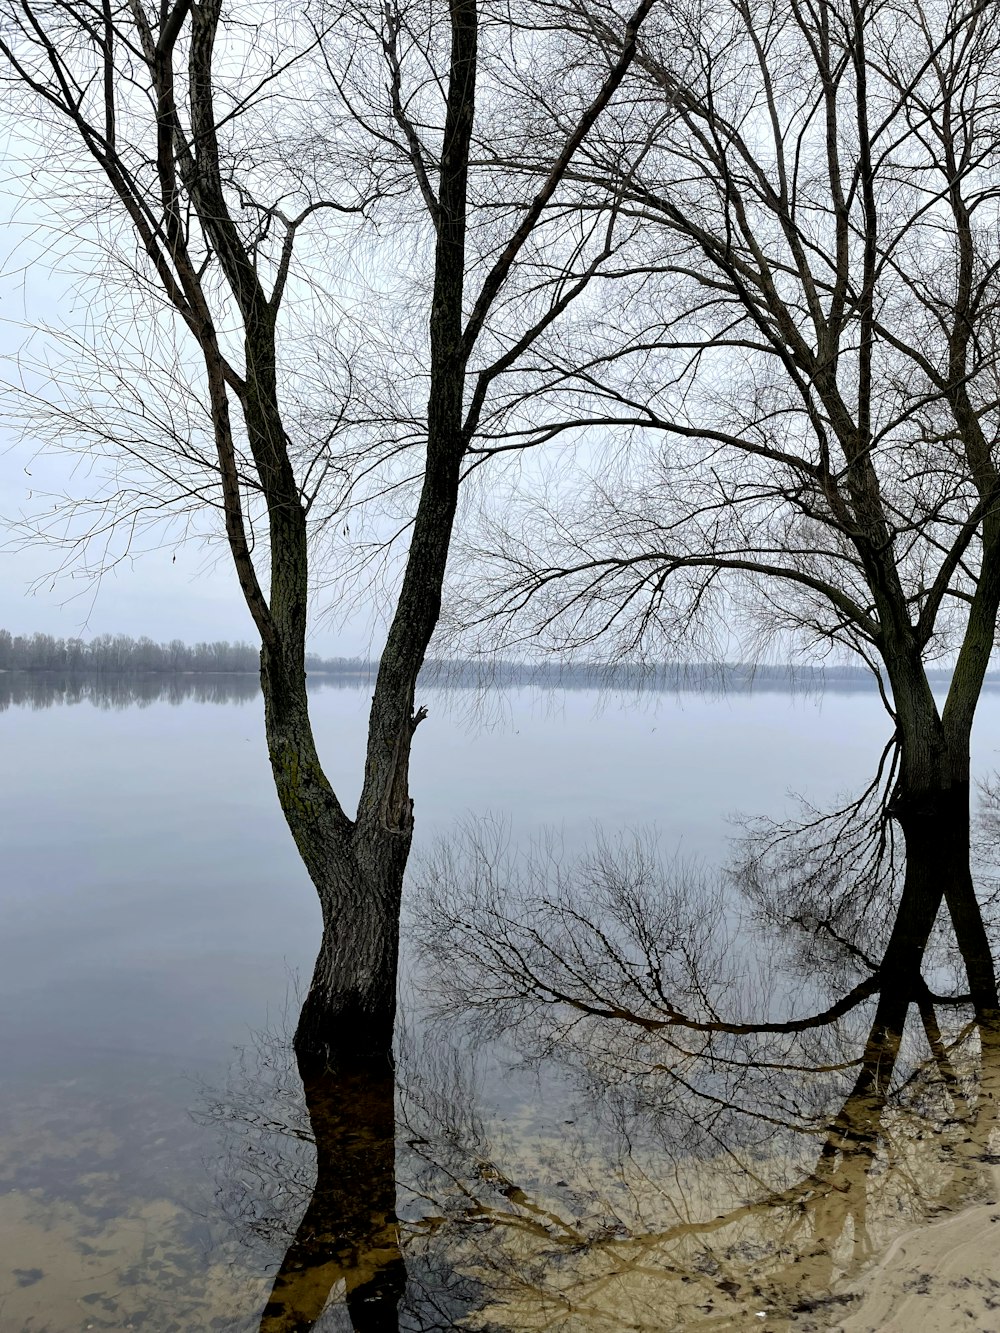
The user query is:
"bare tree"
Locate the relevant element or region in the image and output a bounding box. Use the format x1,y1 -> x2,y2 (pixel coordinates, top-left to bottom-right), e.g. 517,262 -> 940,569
0,0 -> 656,1063
451,0 -> 1000,1032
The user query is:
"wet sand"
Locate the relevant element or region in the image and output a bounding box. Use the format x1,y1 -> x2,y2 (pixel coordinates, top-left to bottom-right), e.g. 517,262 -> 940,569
827,1171 -> 1000,1332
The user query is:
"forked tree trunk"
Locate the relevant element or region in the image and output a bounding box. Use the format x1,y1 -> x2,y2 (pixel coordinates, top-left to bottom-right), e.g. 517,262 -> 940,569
260,640 -> 419,1064
223,0 -> 479,1069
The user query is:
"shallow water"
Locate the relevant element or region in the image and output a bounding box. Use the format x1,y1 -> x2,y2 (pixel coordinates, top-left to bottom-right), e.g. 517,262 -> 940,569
3,674 -> 1000,1331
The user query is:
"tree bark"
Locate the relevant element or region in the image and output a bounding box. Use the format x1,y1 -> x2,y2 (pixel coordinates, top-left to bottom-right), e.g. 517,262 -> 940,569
853,783 -> 965,1099
259,635 -> 417,1064
292,848 -> 408,1067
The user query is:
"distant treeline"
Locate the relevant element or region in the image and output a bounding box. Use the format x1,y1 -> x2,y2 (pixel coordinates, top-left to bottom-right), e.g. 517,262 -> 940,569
3,628 -> 998,693
0,629 -> 365,677
0,669 -> 389,713
416,658 -> 1000,692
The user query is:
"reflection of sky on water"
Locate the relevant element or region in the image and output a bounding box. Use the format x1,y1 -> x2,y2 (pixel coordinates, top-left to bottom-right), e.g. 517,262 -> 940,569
2,684 -> 1000,1329
4,682 -> 1000,1071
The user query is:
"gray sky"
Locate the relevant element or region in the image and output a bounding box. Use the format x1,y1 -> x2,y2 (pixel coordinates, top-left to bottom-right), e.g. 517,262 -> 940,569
0,201 -> 381,657
0,475 -> 379,656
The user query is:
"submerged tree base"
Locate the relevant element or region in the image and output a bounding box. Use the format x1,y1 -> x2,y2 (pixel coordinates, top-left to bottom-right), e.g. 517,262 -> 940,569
293,986 -> 397,1074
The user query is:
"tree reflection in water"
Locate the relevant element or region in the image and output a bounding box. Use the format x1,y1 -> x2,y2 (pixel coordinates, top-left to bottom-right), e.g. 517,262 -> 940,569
0,670 -> 360,711
0,670 -> 262,710
202,816 -> 1000,1330
257,1061 -> 406,1332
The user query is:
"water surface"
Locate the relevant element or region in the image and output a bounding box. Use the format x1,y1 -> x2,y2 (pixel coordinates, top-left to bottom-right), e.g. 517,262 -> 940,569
3,675 -> 1000,1330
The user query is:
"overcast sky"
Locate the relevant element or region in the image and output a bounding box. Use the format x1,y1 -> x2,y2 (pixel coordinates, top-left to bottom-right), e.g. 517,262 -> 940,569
0,198 -> 384,657
0,478 -> 381,657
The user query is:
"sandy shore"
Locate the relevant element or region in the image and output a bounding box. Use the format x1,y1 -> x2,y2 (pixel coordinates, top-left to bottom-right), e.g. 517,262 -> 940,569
822,1170 -> 1000,1332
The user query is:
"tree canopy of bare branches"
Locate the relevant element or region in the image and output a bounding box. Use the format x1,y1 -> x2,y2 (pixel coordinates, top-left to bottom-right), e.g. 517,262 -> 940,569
449,0 -> 1000,1035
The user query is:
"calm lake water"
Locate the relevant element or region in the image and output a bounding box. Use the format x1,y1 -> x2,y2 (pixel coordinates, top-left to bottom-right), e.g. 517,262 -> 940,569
3,676 -> 1000,1330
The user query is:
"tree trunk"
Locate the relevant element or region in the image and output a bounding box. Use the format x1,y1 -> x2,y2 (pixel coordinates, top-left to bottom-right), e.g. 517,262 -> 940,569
271,0 -> 479,1070
848,794 -> 947,1102
293,852 -> 407,1067
259,641 -> 413,1065
893,755 -> 1000,1024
